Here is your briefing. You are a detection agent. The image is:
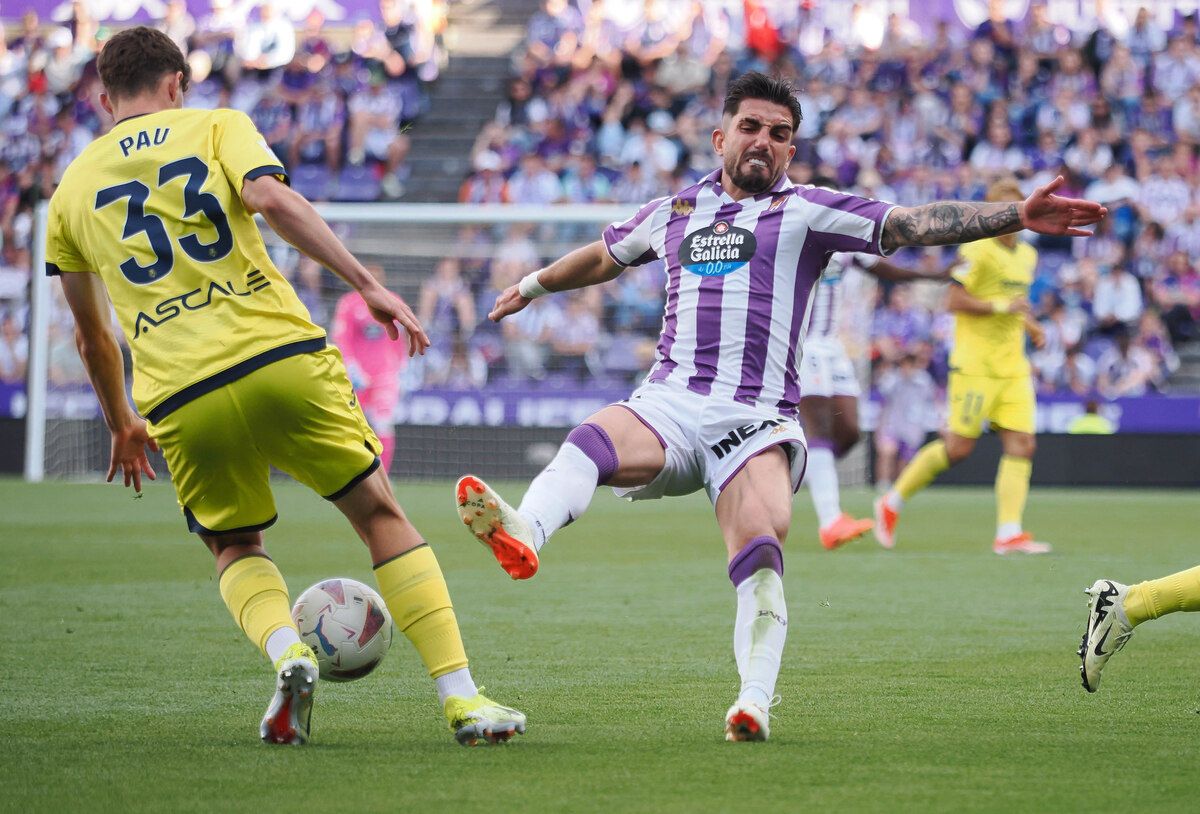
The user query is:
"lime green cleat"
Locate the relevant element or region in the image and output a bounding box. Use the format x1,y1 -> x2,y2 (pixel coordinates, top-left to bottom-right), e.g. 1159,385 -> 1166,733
260,642 -> 319,745
444,689 -> 526,746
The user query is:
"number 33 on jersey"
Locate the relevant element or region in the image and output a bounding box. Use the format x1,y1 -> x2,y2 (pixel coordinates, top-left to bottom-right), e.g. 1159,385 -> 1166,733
45,108 -> 325,422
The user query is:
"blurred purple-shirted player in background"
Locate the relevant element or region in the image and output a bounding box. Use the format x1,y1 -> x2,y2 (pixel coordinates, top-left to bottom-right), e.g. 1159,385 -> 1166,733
799,177 -> 954,551
454,72 -> 1106,743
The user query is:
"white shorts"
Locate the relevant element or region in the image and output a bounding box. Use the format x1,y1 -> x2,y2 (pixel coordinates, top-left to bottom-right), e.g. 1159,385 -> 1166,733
800,337 -> 861,399
611,379 -> 808,505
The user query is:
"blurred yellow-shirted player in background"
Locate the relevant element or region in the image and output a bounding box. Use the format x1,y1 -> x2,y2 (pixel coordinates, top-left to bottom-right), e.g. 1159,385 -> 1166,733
873,178 -> 1050,554
45,26 -> 525,746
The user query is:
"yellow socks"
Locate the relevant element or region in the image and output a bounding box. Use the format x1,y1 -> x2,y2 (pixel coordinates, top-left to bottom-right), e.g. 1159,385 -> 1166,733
374,544 -> 468,678
218,554 -> 297,657
894,439 -> 950,501
1123,565 -> 1200,627
995,455 -> 1032,532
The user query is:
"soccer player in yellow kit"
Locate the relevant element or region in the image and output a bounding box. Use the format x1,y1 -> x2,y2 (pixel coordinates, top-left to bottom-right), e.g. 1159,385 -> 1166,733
45,27 -> 525,746
873,179 -> 1051,554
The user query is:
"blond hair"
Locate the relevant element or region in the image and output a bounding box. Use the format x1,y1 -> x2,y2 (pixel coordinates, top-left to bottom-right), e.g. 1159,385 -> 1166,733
986,178 -> 1023,203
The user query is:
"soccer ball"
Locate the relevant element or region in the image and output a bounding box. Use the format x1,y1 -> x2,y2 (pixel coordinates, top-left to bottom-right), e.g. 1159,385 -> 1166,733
291,578 -> 393,682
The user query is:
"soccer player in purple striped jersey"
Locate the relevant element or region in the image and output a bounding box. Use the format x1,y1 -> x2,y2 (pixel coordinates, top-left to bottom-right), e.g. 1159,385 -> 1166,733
800,178 -> 957,551
456,72 -> 1106,742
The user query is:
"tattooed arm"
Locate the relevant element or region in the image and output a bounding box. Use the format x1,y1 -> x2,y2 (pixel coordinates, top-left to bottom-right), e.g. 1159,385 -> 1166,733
880,176 -> 1107,253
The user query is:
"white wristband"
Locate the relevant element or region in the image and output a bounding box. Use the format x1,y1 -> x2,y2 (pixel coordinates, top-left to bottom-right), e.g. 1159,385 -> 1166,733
518,269 -> 550,299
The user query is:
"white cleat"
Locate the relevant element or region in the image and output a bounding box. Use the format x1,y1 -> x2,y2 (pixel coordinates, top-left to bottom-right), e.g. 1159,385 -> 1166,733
1079,580 -> 1134,693
724,700 -> 771,742
260,642 -> 319,745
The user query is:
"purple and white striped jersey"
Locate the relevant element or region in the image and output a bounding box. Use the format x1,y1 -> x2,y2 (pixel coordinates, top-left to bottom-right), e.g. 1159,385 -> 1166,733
603,170 -> 896,417
807,251 -> 880,342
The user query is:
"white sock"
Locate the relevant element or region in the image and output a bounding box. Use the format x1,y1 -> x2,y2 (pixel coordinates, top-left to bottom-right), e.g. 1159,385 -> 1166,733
733,569 -> 788,709
805,446 -> 842,529
435,667 -> 478,705
265,626 -> 303,664
996,521 -> 1022,540
885,490 -> 905,511
517,443 -> 600,551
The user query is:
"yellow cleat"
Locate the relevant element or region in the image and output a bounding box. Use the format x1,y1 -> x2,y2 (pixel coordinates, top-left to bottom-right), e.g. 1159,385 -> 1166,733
260,642 -> 319,745
444,689 -> 526,746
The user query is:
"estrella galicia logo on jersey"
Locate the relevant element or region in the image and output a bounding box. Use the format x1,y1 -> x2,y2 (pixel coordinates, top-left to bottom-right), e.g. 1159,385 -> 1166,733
678,221 -> 757,277
132,270 -> 272,339
672,198 -> 696,216
710,419 -> 783,460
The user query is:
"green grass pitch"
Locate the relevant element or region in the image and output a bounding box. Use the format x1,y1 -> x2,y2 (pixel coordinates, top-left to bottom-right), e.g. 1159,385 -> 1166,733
2,478 -> 1197,813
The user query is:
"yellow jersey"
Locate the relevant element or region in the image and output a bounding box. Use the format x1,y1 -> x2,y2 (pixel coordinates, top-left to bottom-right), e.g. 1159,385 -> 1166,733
45,108 -> 325,422
949,237 -> 1037,379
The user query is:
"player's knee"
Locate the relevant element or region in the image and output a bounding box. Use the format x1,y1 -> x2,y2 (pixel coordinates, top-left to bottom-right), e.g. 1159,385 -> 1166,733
944,436 -> 974,464
1006,433 -> 1036,458
835,426 -> 861,457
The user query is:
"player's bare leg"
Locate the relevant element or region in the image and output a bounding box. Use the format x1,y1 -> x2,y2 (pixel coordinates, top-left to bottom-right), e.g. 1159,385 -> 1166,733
800,397 -> 872,550
337,468 -> 525,744
716,447 -> 792,742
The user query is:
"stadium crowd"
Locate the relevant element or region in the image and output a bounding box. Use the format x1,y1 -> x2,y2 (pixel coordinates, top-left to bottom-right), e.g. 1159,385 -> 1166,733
2,1 -> 1200,407
448,0 -> 1200,400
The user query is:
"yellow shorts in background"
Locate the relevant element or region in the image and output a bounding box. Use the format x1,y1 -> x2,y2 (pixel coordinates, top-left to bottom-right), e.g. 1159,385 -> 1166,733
945,372 -> 1035,439
151,347 -> 381,534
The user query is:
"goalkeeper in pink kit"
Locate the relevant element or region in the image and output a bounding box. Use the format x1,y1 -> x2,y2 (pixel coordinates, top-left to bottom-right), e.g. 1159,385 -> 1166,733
333,264 -> 407,473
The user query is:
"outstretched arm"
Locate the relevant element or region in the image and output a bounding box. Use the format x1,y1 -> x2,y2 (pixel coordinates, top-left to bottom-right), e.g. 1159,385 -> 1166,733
241,175 -> 430,356
59,272 -> 159,491
881,176 -> 1107,252
489,240 -> 624,322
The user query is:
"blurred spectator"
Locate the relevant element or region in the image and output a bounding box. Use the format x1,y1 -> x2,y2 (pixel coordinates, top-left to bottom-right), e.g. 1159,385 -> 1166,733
1092,262 -> 1144,335
0,310 -> 27,383
157,0 -> 197,57
346,74 -> 410,198
561,152 -> 612,202
873,352 -> 937,491
1059,346 -> 1098,395
288,81 -> 347,175
236,1 -> 296,77
502,296 -> 561,382
1096,325 -> 1157,397
525,0 -> 583,75
193,0 -> 243,87
1135,307 -> 1180,383
1152,251 -> 1200,343
548,290 -> 602,382
459,150 -> 507,204
43,27 -> 91,97
504,153 -> 562,204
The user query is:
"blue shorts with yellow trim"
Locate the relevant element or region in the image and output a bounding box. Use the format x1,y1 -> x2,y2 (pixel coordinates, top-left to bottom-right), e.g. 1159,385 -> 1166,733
151,346 -> 381,535
946,371 -> 1035,439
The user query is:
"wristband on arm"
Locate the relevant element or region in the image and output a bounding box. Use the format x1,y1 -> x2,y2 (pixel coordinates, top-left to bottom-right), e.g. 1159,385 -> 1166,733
518,269 -> 550,299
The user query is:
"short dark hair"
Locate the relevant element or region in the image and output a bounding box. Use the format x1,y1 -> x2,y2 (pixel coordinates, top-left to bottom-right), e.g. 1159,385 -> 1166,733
97,26 -> 190,101
722,71 -> 803,132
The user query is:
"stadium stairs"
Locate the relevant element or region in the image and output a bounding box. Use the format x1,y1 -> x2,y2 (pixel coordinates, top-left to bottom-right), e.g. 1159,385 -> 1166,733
403,0 -> 538,201
1170,340 -> 1200,391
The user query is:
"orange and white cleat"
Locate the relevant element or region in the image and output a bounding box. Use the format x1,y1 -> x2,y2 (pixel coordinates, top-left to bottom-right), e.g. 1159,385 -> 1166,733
724,700 -> 773,742
818,513 -> 874,550
993,532 -> 1052,555
455,475 -> 539,580
872,495 -> 899,549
